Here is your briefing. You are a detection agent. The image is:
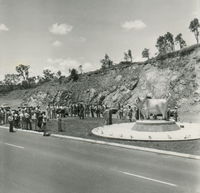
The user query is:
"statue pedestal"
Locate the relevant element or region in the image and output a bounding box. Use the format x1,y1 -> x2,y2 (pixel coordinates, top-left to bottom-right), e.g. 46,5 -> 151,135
132,120 -> 180,132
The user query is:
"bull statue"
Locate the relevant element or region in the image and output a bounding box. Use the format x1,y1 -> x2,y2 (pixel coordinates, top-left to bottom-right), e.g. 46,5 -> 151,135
136,93 -> 171,120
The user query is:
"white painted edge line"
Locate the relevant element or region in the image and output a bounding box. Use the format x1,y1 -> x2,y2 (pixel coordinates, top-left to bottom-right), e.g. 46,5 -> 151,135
1,126 -> 200,160
4,142 -> 24,149
118,170 -> 177,187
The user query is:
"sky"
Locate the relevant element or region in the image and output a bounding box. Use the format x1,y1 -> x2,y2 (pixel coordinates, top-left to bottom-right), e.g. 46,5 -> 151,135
0,0 -> 199,79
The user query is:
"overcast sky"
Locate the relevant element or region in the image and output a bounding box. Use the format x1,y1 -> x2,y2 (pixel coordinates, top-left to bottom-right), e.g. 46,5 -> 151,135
0,0 -> 199,79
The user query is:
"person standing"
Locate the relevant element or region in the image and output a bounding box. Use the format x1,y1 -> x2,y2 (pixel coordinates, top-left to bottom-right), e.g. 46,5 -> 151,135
128,105 -> 133,122
118,106 -> 124,119
46,105 -> 51,119
25,111 -> 32,130
20,111 -> 24,129
31,112 -> 37,131
166,107 -> 171,121
42,112 -> 48,136
90,105 -> 95,118
96,105 -> 101,118
8,113 -> 14,132
13,112 -> 19,129
37,112 -> 43,131
79,104 -> 85,119
52,106 -> 56,119
103,107 -> 112,125
57,113 -> 62,132
174,106 -> 178,122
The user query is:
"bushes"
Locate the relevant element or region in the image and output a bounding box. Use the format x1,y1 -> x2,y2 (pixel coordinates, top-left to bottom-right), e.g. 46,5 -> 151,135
156,44 -> 200,61
69,68 -> 79,81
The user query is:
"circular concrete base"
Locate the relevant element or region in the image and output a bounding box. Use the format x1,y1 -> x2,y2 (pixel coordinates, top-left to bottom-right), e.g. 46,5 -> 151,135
92,122 -> 200,141
132,120 -> 180,132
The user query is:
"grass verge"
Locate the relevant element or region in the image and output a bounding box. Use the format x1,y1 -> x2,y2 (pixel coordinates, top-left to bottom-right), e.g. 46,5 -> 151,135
46,117 -> 200,156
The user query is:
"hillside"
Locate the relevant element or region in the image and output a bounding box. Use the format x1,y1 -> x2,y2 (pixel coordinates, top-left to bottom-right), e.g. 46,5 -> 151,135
1,44 -> 200,118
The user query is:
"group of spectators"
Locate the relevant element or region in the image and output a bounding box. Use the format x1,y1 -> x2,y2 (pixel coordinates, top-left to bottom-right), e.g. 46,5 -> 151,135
2,103 -> 108,132
0,106 -> 48,132
117,104 -> 178,122
46,103 -> 106,120
117,105 -> 137,122
1,101 -> 178,133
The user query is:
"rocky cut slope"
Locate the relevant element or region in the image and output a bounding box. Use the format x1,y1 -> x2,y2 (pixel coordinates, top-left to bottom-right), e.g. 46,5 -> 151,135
2,44 -> 200,114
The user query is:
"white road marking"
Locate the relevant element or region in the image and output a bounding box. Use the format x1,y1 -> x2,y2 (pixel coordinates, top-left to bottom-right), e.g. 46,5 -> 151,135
118,170 -> 177,187
4,143 -> 25,149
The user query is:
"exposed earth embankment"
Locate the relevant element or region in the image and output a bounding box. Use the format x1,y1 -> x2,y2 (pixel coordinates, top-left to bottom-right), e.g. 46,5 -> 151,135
1,45 -> 200,119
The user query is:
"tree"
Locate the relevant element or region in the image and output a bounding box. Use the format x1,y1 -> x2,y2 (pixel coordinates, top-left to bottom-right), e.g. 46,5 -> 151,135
100,54 -> 113,69
56,70 -> 62,84
43,69 -> 55,81
189,18 -> 200,44
69,68 -> 79,81
124,50 -> 133,62
156,35 -> 167,54
27,76 -> 36,87
175,33 -> 187,49
4,74 -> 20,86
156,32 -> 175,54
128,49 -> 133,62
78,65 -> 83,74
16,64 -> 30,81
142,48 -> 150,60
56,70 -> 62,78
35,75 -> 43,84
164,32 -> 174,52
124,52 -> 129,62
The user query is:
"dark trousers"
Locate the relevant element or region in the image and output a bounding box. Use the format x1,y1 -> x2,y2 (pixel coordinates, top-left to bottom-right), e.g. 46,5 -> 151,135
91,111 -> 94,118
58,118 -> 62,132
9,121 -> 14,132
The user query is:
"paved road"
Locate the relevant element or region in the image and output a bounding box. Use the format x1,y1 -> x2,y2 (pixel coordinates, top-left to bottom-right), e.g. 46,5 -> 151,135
0,128 -> 200,193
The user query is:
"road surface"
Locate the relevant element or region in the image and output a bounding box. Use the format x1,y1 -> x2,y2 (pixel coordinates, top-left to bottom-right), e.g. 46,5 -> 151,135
0,128 -> 200,193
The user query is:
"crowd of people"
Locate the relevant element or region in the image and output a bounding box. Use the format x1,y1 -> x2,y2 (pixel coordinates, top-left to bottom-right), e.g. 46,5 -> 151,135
46,103 -> 106,120
1,101 -> 178,133
1,103 -> 109,132
0,106 -> 48,133
117,104 -> 178,122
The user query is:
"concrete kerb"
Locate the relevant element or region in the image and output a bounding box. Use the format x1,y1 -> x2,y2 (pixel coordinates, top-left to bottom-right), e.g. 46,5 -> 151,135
51,134 -> 200,160
1,126 -> 200,160
0,126 -> 44,135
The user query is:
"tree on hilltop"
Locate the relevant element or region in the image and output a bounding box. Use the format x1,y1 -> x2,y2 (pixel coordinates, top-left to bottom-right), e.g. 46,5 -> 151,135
124,52 -> 129,62
16,64 -> 30,81
78,65 -> 83,74
175,33 -> 187,49
156,32 -> 175,54
27,76 -> 36,86
164,32 -> 174,52
100,54 -> 113,69
156,35 -> 167,54
57,70 -> 62,77
124,50 -> 133,62
142,48 -> 150,60
4,74 -> 20,86
69,68 -> 79,81
189,18 -> 200,44
128,49 -> 133,62
43,69 -> 55,81
56,70 -> 62,84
